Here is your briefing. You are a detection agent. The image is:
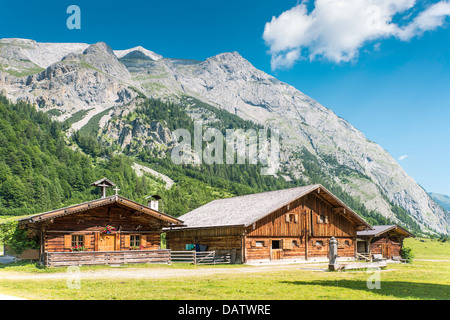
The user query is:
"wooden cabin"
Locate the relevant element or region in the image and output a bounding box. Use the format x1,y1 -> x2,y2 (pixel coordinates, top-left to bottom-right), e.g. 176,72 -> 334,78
18,178 -> 183,267
357,225 -> 414,260
165,184 -> 372,264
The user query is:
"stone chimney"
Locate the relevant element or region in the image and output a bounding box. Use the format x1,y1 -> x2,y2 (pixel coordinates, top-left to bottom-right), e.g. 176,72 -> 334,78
146,195 -> 162,211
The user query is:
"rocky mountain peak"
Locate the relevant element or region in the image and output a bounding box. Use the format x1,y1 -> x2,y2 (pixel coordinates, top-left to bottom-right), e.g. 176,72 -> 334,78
83,42 -> 115,56
114,46 -> 163,61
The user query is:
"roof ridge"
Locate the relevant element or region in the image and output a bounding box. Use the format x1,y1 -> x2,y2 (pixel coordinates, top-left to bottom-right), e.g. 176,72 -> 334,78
207,184 -> 322,203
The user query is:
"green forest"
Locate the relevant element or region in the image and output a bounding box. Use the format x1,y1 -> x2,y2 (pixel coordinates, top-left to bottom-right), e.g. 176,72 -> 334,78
0,94 -> 423,235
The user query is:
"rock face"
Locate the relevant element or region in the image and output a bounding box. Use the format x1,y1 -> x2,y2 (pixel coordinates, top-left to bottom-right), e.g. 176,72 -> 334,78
0,38 -> 447,234
131,51 -> 447,234
0,39 -> 138,122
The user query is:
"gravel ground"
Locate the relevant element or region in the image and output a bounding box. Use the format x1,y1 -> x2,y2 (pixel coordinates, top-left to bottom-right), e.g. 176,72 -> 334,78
0,262 -> 328,281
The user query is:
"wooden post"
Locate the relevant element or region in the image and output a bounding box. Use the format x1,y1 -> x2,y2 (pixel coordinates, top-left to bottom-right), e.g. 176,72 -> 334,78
328,237 -> 338,271
241,233 -> 246,264
304,209 -> 309,261
305,235 -> 308,261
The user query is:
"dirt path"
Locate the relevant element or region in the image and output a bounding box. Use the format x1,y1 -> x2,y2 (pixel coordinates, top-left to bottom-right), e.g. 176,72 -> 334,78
0,263 -> 327,281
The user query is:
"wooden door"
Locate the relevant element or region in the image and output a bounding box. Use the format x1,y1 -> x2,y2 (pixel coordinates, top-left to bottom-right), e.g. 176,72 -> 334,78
271,240 -> 282,260
271,249 -> 282,260
98,234 -> 116,251
381,244 -> 390,258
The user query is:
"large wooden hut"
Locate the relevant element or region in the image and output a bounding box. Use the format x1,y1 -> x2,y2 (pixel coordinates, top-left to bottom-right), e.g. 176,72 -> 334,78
166,184 -> 372,264
18,178 -> 183,267
357,224 -> 415,260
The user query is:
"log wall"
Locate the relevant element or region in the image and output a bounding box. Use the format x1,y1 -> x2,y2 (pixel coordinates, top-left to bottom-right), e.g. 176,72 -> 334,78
245,236 -> 355,262
45,249 -> 171,267
166,227 -> 244,263
247,193 -> 356,238
370,237 -> 403,258
43,203 -> 164,253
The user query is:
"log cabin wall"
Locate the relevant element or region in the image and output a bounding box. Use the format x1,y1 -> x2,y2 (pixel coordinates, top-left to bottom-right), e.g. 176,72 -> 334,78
43,203 -> 164,252
245,193 -> 357,262
244,236 -> 356,262
166,227 -> 244,263
370,237 -> 403,258
247,194 -> 356,238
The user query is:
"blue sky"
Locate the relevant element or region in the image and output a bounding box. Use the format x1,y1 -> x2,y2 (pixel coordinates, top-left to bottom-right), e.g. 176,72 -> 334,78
1,0 -> 449,195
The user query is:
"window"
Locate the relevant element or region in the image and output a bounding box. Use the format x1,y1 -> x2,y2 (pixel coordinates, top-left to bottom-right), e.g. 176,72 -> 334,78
317,215 -> 328,224
315,240 -> 324,247
71,235 -> 84,248
344,240 -> 350,246
292,240 -> 299,247
285,213 -> 298,223
255,241 -> 264,247
272,240 -> 281,249
130,235 -> 141,247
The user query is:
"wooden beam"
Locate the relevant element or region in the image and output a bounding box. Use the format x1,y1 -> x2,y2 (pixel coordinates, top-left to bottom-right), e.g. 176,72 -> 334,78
305,234 -> 309,261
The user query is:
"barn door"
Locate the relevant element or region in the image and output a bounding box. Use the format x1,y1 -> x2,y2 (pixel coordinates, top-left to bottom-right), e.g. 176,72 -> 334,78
98,234 -> 116,251
271,240 -> 282,260
381,244 -> 390,258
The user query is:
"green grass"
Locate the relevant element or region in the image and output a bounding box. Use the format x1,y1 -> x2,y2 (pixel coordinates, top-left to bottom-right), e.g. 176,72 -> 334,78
0,261 -> 448,300
0,238 -> 448,300
66,108 -> 93,125
79,107 -> 114,136
404,238 -> 450,260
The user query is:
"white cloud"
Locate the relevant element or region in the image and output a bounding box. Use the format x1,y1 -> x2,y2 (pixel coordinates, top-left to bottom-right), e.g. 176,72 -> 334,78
263,0 -> 450,70
399,155 -> 409,160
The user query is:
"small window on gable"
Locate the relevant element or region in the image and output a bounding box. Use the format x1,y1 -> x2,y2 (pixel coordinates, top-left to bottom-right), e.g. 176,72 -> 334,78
285,213 -> 298,223
317,215 -> 328,224
255,241 -> 264,247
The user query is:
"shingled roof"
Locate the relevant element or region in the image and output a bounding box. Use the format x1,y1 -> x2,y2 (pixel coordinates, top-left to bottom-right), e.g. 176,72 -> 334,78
173,184 -> 372,230
357,225 -> 415,238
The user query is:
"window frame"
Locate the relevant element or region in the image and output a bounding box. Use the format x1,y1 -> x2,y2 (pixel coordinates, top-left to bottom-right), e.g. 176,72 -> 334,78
271,240 -> 281,249
71,235 -> 84,248
130,235 -> 141,248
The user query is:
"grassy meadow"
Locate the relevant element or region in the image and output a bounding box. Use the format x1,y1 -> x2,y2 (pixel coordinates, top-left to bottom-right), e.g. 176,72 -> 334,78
0,238 -> 448,300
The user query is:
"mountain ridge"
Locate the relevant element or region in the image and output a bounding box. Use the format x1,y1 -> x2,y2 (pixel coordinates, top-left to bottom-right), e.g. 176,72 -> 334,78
0,38 -> 447,235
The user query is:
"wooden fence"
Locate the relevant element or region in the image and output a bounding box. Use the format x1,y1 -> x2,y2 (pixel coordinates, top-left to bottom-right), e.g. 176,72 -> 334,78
45,249 -> 171,267
170,251 -> 232,265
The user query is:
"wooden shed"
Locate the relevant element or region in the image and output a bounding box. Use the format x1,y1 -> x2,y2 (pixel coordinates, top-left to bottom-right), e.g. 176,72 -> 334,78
357,224 -> 415,260
165,184 -> 372,264
18,178 -> 183,267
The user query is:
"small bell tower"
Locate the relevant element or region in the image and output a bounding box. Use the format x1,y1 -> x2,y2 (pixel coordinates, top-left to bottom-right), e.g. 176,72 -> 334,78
90,178 -> 116,199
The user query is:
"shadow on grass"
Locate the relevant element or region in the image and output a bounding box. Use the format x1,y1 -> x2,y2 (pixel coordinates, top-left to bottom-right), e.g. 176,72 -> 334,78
280,279 -> 449,300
